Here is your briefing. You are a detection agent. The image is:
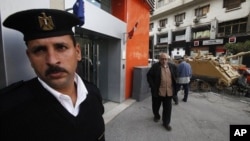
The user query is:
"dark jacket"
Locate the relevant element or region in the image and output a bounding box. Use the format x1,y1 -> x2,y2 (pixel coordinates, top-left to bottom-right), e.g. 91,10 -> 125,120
0,78 -> 105,141
147,62 -> 177,97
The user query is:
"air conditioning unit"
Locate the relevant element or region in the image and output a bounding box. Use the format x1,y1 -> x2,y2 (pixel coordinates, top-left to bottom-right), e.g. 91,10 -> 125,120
157,25 -> 162,31
193,17 -> 200,23
175,22 -> 180,27
217,32 -> 225,37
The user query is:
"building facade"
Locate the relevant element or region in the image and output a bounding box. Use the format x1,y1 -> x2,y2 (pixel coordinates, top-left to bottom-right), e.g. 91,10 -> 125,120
149,0 -> 250,61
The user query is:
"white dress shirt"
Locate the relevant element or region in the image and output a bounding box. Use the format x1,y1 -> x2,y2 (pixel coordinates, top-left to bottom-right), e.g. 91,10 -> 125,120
38,73 -> 88,116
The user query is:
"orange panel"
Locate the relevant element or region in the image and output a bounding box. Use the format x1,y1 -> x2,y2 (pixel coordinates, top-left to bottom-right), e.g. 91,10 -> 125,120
111,0 -> 151,99
125,0 -> 150,98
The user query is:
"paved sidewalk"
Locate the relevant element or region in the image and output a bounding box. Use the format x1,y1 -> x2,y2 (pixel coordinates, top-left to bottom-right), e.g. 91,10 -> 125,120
103,99 -> 136,124
104,91 -> 250,141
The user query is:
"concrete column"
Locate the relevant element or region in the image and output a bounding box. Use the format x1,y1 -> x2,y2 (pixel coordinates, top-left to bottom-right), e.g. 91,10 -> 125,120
210,18 -> 218,39
168,30 -> 172,44
185,26 -> 191,42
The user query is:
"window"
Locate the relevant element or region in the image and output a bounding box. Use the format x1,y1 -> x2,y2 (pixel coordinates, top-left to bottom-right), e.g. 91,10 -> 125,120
159,18 -> 168,28
157,0 -> 176,8
195,5 -> 210,17
193,30 -> 210,39
223,0 -> 245,10
175,13 -> 185,23
166,0 -> 175,3
218,18 -> 247,35
150,23 -> 154,31
239,23 -> 247,33
86,0 -> 101,8
157,0 -> 165,8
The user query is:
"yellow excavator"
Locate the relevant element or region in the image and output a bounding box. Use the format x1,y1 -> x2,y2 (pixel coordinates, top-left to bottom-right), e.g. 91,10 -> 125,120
186,51 -> 250,91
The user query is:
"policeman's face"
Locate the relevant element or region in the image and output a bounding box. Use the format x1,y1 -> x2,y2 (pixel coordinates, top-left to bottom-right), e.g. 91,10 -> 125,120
26,35 -> 81,91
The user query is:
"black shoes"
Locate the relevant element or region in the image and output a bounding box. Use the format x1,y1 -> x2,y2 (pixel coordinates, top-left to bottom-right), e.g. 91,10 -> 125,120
153,116 -> 160,122
163,124 -> 172,131
154,117 -> 172,131
173,95 -> 178,105
182,99 -> 187,102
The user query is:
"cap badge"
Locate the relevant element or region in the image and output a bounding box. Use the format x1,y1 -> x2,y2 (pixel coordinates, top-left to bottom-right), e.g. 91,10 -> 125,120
38,12 -> 54,31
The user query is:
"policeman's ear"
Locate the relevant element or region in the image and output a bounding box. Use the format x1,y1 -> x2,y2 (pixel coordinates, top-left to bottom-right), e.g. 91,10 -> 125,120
75,43 -> 82,61
26,47 -> 32,58
26,49 -> 34,68
26,49 -> 30,60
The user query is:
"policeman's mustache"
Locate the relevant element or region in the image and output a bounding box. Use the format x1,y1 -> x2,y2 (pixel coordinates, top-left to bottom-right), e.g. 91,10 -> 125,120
45,65 -> 68,76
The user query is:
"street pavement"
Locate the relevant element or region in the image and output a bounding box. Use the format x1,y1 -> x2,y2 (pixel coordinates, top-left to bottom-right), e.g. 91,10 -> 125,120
104,90 -> 250,141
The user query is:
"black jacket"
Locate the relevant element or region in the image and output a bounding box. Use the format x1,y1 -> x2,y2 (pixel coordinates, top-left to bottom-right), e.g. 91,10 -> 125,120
147,62 -> 177,97
0,78 -> 105,141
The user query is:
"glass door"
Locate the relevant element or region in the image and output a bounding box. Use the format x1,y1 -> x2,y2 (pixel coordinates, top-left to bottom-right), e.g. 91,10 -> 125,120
76,37 -> 99,87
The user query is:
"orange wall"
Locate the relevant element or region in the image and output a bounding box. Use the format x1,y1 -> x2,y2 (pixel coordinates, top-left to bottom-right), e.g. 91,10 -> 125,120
125,0 -> 150,98
112,0 -> 150,99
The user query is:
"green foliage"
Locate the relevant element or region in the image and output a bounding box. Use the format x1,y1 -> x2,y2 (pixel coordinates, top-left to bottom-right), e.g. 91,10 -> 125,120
225,40 -> 250,54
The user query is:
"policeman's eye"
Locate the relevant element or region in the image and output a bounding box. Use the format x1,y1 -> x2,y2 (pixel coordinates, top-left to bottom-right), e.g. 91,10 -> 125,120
55,44 -> 68,51
31,46 -> 47,54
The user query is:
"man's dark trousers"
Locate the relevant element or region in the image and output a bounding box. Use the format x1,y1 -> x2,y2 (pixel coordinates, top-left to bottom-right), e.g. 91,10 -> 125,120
152,96 -> 172,126
177,83 -> 189,101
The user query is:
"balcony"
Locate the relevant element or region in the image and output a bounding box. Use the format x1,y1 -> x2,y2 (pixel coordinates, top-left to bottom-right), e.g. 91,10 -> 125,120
151,0 -> 204,20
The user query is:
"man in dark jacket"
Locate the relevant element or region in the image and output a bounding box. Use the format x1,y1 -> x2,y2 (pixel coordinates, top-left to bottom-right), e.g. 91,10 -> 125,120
0,9 -> 105,141
147,52 -> 177,131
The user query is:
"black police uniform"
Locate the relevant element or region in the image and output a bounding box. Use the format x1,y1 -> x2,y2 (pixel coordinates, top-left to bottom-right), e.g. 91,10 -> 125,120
0,78 -> 105,141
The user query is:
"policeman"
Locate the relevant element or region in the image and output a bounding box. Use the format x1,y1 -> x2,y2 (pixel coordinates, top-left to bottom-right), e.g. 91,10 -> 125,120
0,9 -> 105,141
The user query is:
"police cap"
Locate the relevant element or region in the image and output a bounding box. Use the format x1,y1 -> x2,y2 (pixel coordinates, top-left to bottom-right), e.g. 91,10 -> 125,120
3,9 -> 81,41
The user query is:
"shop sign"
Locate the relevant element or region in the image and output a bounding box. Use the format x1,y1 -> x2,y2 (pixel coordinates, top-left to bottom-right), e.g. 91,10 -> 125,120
229,36 -> 236,43
203,39 -> 223,45
194,41 -> 199,46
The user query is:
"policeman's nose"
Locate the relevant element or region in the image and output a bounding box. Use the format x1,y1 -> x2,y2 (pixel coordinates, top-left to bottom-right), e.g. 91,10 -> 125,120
46,49 -> 60,65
